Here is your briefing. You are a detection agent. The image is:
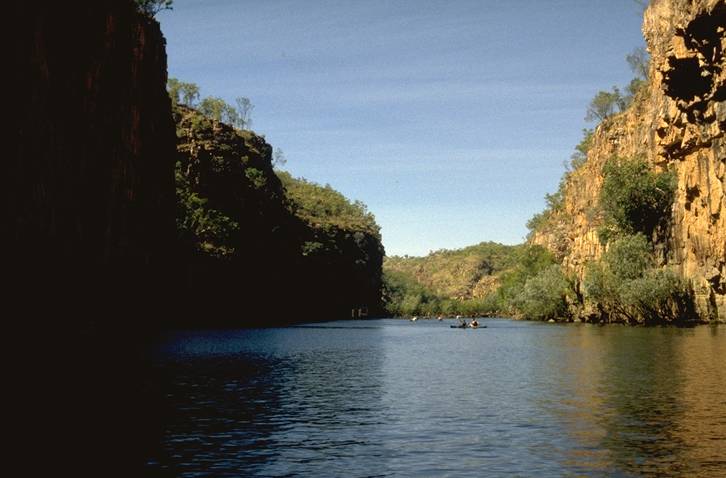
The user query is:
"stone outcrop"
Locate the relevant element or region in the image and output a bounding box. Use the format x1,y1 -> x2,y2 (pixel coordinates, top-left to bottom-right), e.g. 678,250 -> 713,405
532,0 -> 726,322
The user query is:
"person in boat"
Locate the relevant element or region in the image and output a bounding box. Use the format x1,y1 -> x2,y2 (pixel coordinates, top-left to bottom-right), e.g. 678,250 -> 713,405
470,318 -> 479,328
458,317 -> 467,328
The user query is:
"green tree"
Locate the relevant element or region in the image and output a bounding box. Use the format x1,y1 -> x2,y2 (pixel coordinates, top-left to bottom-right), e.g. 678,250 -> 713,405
167,78 -> 181,106
569,129 -> 594,170
626,46 -> 650,80
135,0 -> 173,16
599,156 -> 676,238
175,163 -> 239,257
604,233 -> 652,280
515,265 -> 572,321
493,245 -> 556,313
272,148 -> 287,168
235,97 -> 254,130
620,268 -> 694,324
584,235 -> 694,324
167,78 -> 200,107
277,171 -> 380,237
585,86 -> 627,122
198,96 -> 238,124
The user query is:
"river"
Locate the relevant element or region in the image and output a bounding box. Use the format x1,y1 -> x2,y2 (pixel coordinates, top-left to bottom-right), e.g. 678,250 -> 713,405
150,318 -> 725,477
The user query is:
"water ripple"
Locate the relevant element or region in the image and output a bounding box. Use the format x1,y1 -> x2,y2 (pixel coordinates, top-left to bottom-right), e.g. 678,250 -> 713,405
151,319 -> 726,477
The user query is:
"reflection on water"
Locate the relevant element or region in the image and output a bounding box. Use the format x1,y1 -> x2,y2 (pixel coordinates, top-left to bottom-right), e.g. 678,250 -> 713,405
151,320 -> 726,477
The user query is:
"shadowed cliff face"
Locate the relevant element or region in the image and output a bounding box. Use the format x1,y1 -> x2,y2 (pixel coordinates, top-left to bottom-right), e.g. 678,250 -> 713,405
9,2 -> 176,475
173,105 -> 385,324
10,1 -> 176,320
532,0 -> 726,322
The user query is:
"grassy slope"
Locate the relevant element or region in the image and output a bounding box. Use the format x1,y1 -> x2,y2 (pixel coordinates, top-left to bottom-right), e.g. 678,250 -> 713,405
384,242 -> 522,301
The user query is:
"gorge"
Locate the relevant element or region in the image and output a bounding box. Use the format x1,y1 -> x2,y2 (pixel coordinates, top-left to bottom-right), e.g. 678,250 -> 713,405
8,0 -> 726,475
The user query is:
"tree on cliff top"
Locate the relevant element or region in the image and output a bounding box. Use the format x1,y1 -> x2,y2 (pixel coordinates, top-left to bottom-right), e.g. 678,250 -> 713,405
585,86 -> 628,122
626,47 -> 649,81
167,78 -> 199,107
136,0 -> 173,17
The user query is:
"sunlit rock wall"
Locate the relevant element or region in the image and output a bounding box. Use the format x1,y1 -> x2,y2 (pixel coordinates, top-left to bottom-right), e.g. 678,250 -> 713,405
532,0 -> 725,321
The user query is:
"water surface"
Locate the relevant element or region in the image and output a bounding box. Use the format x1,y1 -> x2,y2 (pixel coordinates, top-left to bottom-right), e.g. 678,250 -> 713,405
151,319 -> 725,477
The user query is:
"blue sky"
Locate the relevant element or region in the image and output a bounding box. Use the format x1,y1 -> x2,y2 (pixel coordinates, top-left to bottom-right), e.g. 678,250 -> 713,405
157,0 -> 646,256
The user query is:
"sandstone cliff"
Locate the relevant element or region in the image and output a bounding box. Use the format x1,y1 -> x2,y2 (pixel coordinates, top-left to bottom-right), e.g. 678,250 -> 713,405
532,0 -> 725,322
10,1 -> 176,317
9,1 -> 176,475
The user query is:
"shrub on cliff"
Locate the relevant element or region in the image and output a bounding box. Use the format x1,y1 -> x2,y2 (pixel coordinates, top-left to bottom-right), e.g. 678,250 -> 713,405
176,166 -> 239,257
569,129 -> 594,171
584,234 -> 651,317
599,156 -> 676,240
277,171 -> 380,239
620,268 -> 695,324
135,0 -> 172,17
583,234 -> 693,323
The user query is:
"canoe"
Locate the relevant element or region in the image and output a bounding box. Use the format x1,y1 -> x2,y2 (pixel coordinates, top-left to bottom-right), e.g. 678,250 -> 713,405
450,325 -> 487,329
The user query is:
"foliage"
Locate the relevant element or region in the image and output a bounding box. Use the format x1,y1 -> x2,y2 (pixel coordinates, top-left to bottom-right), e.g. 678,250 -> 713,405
382,271 -> 439,316
235,97 -> 254,130
167,78 -> 199,107
385,242 -> 521,298
272,148 -> 287,168
620,268 -> 694,324
384,244 -> 553,317
277,171 -> 380,238
382,244 -> 569,319
245,167 -> 267,189
173,99 -> 385,319
198,96 -> 239,124
603,233 -> 652,280
585,86 -> 629,122
492,245 -> 557,314
525,179 -> 565,237
569,129 -> 594,170
583,234 -> 694,323
135,0 -> 172,17
526,210 -> 549,234
584,234 -> 652,315
514,265 -> 573,321
626,46 -> 650,81
382,242 -> 530,316
382,271 -> 500,317
168,79 -> 253,129
175,163 -> 239,257
599,156 -> 676,239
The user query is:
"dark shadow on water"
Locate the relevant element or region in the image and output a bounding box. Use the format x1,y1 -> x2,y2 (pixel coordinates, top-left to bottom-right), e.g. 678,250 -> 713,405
150,324 -> 387,476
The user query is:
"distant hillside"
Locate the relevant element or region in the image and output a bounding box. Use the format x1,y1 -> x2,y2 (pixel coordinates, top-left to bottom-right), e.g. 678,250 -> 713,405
382,242 -> 558,317
385,242 -> 521,300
